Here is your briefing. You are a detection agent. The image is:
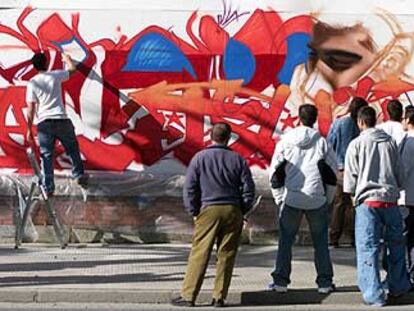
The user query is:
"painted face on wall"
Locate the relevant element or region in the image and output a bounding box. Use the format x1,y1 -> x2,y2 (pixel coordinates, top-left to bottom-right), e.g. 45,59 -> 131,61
308,21 -> 377,89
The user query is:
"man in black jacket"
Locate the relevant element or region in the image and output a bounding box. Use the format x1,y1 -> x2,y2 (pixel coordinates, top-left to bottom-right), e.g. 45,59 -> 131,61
171,122 -> 255,308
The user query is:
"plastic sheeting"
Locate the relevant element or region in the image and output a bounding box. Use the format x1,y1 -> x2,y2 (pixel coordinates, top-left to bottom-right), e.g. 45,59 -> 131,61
0,167 -> 276,244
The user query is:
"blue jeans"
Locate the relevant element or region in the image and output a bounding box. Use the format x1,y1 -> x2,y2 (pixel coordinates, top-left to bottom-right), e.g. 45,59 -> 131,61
272,204 -> 333,287
37,119 -> 84,193
406,208 -> 414,280
355,204 -> 411,305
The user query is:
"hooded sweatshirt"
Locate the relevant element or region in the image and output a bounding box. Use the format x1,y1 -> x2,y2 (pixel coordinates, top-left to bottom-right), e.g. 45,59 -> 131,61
400,130 -> 414,206
269,126 -> 337,210
376,120 -> 405,146
344,128 -> 404,205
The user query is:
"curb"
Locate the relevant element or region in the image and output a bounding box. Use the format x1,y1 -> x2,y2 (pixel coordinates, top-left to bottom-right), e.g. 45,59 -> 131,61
0,289 -> 412,306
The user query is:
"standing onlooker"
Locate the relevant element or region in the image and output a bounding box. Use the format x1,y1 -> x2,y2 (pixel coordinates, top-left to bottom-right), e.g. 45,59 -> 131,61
171,123 -> 255,308
26,52 -> 88,196
401,106 -> 414,282
377,99 -> 405,145
344,106 -> 411,307
327,97 -> 367,247
268,104 -> 336,293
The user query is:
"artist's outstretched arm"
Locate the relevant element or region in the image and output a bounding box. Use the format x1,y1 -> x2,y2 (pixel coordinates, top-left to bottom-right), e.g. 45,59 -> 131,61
62,53 -> 77,75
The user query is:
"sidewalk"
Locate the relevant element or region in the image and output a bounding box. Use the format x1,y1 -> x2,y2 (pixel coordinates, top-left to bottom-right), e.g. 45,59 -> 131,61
0,244 -> 412,306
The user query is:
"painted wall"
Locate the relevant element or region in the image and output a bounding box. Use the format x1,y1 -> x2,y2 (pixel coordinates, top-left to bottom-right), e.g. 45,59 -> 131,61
0,0 -> 414,241
1,0 -> 414,175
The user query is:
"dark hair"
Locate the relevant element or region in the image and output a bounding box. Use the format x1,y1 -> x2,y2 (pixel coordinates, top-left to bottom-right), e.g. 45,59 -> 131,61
358,106 -> 377,127
387,99 -> 403,121
299,104 -> 318,127
31,53 -> 48,71
349,97 -> 368,120
405,106 -> 414,126
211,122 -> 232,144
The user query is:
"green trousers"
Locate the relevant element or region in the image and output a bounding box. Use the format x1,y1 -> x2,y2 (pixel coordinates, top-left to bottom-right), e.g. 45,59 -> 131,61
181,204 -> 243,302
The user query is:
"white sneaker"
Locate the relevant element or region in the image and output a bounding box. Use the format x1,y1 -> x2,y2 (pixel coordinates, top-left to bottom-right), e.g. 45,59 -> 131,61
267,283 -> 288,293
318,284 -> 335,294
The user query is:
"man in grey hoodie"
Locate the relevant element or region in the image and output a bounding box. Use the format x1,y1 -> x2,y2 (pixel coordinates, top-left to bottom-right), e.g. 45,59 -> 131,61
268,104 -> 336,294
344,106 -> 412,307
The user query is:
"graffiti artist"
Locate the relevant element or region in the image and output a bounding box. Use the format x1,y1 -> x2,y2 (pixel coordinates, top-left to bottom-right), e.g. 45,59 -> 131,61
26,52 -> 88,196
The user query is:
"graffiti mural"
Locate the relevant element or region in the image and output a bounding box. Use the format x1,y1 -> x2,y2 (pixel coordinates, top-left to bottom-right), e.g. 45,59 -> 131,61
0,0 -> 414,179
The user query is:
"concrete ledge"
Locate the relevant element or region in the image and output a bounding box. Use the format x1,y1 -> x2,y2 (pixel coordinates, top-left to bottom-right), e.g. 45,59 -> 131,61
0,289 -> 412,306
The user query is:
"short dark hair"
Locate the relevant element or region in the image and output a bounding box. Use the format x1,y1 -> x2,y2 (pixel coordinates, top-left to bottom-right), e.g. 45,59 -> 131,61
299,104 -> 318,127
387,99 -> 403,121
405,106 -> 414,126
31,53 -> 48,71
211,122 -> 232,144
358,106 -> 377,127
349,97 -> 368,120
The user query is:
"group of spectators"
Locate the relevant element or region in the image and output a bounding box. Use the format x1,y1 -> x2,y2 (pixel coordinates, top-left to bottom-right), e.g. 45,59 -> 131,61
172,98 -> 414,308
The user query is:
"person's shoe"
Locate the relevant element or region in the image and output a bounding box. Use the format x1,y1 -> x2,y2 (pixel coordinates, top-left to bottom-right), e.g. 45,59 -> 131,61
267,282 -> 288,293
363,301 -> 387,307
170,296 -> 194,307
364,292 -> 387,307
76,173 -> 89,189
329,241 -> 339,248
211,298 -> 225,307
44,190 -> 54,200
318,284 -> 336,294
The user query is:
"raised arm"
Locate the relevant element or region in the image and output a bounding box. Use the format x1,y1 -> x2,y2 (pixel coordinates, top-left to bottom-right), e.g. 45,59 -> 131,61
62,53 -> 77,75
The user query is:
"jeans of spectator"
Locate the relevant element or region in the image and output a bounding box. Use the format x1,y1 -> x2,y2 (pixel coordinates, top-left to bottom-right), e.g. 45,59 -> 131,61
272,203 -> 333,288
355,204 -> 411,306
406,208 -> 414,280
329,171 -> 355,245
37,119 -> 84,193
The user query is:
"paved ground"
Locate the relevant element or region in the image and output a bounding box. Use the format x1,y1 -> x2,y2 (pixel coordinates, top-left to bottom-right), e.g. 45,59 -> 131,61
0,243 -> 412,307
0,244 -> 356,290
1,304 -> 414,311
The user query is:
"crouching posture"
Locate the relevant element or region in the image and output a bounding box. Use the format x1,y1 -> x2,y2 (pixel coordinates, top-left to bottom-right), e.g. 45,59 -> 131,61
268,104 -> 336,293
171,122 -> 255,308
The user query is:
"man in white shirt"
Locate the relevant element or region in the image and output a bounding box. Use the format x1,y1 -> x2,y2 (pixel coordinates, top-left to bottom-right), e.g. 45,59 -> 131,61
401,105 -> 414,282
26,52 -> 87,196
268,104 -> 336,294
377,99 -> 405,145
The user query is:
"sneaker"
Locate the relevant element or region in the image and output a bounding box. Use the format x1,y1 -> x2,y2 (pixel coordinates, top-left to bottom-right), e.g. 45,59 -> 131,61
211,298 -> 225,308
329,242 -> 339,248
43,190 -> 54,200
76,173 -> 89,189
318,284 -> 336,294
267,282 -> 288,293
170,296 -> 194,307
363,299 -> 387,307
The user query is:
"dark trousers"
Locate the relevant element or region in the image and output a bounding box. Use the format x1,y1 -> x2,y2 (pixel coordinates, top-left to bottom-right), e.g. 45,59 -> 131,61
329,171 -> 355,244
181,205 -> 243,302
37,119 -> 84,193
272,204 -> 333,287
406,208 -> 414,279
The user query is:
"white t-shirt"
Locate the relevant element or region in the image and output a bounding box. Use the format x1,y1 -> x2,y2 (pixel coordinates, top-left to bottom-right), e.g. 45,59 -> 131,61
26,70 -> 70,123
376,120 -> 405,146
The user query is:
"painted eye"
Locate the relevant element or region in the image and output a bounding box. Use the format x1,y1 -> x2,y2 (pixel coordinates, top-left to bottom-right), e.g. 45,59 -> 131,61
319,49 -> 363,72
